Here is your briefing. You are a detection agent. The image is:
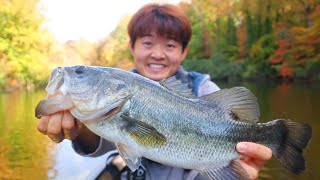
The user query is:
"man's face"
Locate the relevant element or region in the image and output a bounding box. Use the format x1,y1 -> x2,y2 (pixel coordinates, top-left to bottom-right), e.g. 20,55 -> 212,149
130,33 -> 188,81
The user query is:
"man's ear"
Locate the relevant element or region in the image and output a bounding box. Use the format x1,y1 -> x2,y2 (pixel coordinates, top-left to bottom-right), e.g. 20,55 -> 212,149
181,47 -> 189,62
184,47 -> 190,54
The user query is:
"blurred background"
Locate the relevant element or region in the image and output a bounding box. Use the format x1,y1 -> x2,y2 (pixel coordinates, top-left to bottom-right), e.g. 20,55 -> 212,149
0,0 -> 319,179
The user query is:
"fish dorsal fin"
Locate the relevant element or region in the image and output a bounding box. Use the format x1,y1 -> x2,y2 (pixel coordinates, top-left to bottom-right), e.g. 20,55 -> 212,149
159,76 -> 195,98
116,142 -> 142,172
202,87 -> 260,122
121,113 -> 167,147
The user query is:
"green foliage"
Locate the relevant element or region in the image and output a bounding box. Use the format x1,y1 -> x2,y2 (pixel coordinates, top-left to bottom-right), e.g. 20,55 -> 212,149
183,0 -> 320,81
248,34 -> 276,63
242,61 -> 276,79
185,2 -> 215,58
226,15 -> 237,46
243,34 -> 276,78
0,0 -> 53,90
184,52 -> 244,80
79,0 -> 320,81
187,19 -> 208,58
295,59 -> 320,80
245,11 -> 256,48
97,15 -> 132,67
3,0 -> 319,88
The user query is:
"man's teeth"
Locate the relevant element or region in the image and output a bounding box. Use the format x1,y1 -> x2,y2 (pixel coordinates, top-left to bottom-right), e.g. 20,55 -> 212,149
149,64 -> 165,68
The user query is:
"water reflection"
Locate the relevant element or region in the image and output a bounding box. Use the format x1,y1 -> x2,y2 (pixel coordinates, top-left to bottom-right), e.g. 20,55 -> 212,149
0,82 -> 319,179
0,91 -> 110,180
0,91 -> 54,179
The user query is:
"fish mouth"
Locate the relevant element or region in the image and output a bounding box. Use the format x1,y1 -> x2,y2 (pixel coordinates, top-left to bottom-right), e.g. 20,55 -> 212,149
35,90 -> 128,122
35,91 -> 74,119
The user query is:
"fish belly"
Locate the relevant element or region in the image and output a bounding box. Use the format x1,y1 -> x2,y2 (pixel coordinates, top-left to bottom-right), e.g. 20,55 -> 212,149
136,135 -> 240,171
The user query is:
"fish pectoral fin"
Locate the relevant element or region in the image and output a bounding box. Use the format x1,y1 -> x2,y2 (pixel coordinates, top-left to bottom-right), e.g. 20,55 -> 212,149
116,143 -> 141,172
159,76 -> 195,98
121,113 -> 167,147
203,159 -> 249,180
202,87 -> 260,122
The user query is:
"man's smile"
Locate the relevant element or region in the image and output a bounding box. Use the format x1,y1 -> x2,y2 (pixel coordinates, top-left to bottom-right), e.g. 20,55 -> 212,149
148,64 -> 166,69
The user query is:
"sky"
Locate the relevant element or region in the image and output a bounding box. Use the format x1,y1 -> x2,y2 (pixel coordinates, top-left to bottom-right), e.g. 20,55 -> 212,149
39,0 -> 185,43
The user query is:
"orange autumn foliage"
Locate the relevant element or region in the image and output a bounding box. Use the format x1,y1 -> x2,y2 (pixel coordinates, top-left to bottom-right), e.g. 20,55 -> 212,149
281,66 -> 294,78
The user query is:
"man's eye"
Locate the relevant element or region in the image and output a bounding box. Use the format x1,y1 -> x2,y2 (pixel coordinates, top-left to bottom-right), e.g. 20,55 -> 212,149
143,42 -> 152,46
167,44 -> 176,48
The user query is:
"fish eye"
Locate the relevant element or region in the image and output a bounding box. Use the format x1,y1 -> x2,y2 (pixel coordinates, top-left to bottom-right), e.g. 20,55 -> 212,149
75,66 -> 86,75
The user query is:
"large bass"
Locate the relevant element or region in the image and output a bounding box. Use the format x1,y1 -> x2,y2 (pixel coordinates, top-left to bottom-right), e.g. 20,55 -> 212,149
35,66 -> 312,179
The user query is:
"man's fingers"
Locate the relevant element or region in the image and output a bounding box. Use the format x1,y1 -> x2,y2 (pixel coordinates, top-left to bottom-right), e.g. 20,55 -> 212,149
47,113 -> 64,143
37,116 -> 50,135
37,111 -> 80,142
62,111 -> 77,140
236,142 -> 271,179
236,142 -> 272,161
239,159 -> 259,180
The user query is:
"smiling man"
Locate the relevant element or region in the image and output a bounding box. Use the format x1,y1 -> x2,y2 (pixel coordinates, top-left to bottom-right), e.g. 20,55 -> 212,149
130,33 -> 188,81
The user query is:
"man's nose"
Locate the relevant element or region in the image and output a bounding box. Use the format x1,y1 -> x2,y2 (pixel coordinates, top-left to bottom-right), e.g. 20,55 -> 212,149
151,45 -> 165,59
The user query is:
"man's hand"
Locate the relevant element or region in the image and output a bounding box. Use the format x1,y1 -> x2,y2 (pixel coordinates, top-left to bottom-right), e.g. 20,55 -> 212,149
236,142 -> 272,180
37,110 -> 100,153
37,111 -> 84,143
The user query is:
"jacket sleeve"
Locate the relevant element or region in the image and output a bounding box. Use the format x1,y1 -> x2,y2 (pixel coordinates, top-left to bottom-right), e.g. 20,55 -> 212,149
197,77 -> 220,96
188,71 -> 220,97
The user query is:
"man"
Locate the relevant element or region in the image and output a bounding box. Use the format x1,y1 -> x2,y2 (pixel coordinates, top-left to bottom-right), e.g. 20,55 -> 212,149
37,3 -> 272,179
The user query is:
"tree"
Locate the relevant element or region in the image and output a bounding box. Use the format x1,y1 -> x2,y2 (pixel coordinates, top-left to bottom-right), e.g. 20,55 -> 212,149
0,0 -> 54,90
97,15 -> 133,69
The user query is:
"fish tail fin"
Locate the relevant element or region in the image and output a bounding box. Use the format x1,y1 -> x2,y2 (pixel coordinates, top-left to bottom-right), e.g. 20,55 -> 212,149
273,119 -> 312,175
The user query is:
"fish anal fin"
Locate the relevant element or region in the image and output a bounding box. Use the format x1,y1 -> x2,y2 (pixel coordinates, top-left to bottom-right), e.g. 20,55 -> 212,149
121,113 -> 167,147
202,87 -> 260,122
116,143 -> 141,172
204,159 -> 250,180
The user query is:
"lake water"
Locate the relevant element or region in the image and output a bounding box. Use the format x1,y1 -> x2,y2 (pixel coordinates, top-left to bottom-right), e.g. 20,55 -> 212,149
0,81 -> 319,180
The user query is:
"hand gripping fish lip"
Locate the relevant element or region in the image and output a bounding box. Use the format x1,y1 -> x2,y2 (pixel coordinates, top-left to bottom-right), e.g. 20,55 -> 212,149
35,91 -> 74,119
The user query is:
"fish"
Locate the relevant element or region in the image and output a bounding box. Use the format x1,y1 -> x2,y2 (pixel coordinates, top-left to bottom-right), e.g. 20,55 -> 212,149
35,65 -> 312,180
